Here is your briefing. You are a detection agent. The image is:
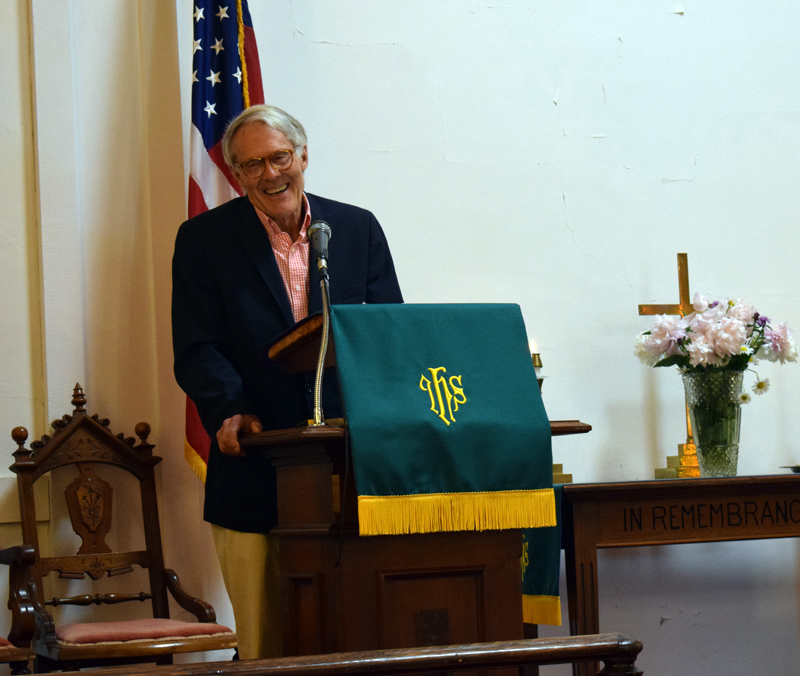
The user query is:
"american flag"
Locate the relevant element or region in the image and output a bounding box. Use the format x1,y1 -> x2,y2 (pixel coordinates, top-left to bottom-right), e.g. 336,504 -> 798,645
185,0 -> 264,481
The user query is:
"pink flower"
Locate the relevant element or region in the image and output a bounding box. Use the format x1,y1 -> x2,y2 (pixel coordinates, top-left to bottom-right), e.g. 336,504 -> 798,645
647,315 -> 687,356
686,334 -> 718,367
713,316 -> 748,356
688,301 -> 727,337
688,315 -> 710,337
728,298 -> 756,326
761,322 -> 799,364
692,293 -> 709,313
637,294 -> 796,378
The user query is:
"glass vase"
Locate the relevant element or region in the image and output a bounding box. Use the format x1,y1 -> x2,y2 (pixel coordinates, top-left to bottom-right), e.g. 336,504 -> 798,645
682,371 -> 744,478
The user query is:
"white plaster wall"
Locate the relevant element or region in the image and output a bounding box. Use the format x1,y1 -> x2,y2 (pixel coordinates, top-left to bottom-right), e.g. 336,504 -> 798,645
0,0 -> 234,665
243,2 -> 800,674
0,0 -> 44,645
0,0 -> 43,465
1,0 -> 799,674
44,0 -> 234,657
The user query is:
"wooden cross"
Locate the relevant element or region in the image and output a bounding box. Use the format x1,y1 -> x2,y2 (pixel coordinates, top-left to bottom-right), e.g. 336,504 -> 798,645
638,253 -> 693,318
638,253 -> 699,477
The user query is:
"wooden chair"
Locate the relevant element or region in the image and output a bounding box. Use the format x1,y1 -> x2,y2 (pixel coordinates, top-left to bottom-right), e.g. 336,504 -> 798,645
0,545 -> 36,674
8,384 -> 236,671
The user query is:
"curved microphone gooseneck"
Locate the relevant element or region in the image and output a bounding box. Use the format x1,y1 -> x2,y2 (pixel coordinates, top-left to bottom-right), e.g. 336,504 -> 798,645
308,220 -> 332,426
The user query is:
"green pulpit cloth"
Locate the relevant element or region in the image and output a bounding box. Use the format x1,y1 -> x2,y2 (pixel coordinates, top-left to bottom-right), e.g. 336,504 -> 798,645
329,303 -> 554,536
521,485 -> 563,625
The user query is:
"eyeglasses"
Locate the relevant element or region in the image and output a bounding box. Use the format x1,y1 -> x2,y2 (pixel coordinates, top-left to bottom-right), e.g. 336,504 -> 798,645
237,149 -> 296,178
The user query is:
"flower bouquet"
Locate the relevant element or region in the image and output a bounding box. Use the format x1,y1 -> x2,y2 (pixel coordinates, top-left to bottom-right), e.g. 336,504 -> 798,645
635,294 -> 797,476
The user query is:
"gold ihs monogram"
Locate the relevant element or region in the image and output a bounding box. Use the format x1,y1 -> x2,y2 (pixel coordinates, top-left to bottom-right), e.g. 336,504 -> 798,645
520,540 -> 529,579
419,367 -> 467,426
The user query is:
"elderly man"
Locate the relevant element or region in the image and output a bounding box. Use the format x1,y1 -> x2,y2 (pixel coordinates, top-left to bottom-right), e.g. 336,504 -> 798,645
172,105 -> 403,659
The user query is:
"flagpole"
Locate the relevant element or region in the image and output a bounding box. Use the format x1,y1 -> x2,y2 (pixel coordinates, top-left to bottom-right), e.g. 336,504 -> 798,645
184,0 -> 264,479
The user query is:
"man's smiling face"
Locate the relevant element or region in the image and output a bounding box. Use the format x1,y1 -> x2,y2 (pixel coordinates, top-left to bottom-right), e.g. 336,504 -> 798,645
230,122 -> 308,235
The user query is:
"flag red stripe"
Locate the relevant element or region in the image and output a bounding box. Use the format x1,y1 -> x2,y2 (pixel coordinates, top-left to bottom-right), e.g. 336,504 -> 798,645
186,397 -> 211,463
185,1 -> 263,480
244,26 -> 264,106
208,143 -> 244,197
188,176 -> 209,219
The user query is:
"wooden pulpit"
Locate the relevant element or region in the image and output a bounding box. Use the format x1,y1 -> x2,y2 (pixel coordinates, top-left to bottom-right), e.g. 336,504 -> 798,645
243,314 -> 589,657
241,424 -> 524,656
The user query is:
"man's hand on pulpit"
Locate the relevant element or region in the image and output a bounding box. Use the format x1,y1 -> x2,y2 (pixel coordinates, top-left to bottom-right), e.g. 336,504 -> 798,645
217,414 -> 263,457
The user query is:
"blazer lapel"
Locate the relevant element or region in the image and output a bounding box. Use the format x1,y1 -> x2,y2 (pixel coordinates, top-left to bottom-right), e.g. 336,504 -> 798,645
232,198 -> 295,325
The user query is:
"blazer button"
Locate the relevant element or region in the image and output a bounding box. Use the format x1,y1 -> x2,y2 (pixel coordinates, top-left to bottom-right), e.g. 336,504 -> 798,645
306,383 -> 313,394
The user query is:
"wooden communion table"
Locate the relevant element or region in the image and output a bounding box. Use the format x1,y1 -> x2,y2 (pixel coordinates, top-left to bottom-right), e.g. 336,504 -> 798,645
561,474 -> 800,676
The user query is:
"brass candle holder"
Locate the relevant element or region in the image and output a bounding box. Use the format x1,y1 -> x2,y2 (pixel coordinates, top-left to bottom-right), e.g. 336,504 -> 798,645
531,352 -> 543,392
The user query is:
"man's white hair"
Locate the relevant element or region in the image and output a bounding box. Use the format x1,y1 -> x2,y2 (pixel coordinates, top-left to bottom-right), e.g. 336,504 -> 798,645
221,104 -> 308,168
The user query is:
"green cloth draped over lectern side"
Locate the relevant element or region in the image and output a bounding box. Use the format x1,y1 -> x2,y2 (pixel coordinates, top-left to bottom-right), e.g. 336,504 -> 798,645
521,485 -> 563,625
329,303 -> 554,536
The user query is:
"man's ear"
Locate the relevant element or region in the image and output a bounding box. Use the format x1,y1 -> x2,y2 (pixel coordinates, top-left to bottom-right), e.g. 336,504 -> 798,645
231,165 -> 247,190
299,146 -> 309,171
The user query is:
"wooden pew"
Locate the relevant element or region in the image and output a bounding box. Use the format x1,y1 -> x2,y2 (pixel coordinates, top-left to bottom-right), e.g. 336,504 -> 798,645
80,634 -> 643,676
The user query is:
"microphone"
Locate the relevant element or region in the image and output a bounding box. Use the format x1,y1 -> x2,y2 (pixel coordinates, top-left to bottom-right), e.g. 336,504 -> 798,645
308,220 -> 332,276
308,221 -> 333,426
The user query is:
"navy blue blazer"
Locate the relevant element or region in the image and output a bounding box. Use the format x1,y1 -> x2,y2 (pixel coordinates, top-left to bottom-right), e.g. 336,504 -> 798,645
172,193 -> 403,533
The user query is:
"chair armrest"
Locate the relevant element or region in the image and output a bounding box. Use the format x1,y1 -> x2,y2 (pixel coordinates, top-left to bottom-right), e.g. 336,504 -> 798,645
0,546 -> 40,648
164,569 -> 217,623
0,546 -> 35,568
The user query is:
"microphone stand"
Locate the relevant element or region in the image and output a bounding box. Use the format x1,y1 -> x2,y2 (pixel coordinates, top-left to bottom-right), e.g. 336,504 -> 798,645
311,255 -> 331,427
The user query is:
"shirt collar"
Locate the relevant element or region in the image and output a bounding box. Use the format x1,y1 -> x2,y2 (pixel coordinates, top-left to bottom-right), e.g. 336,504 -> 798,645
256,193 -> 312,241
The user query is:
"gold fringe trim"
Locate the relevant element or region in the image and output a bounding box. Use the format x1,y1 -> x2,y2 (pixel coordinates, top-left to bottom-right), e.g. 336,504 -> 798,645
236,0 -> 250,108
184,439 -> 208,483
522,594 -> 562,626
358,488 -> 555,536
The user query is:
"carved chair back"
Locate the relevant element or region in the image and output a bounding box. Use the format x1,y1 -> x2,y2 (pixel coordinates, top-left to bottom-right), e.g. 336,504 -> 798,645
10,384 -> 170,621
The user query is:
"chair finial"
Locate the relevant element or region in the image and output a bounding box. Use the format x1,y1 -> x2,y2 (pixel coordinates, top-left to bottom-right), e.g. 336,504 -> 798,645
11,426 -> 32,463
134,423 -> 151,443
72,384 -> 86,413
11,426 -> 28,447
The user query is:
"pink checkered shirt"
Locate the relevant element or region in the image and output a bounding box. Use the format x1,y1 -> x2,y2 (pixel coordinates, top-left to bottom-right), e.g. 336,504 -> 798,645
255,194 -> 312,323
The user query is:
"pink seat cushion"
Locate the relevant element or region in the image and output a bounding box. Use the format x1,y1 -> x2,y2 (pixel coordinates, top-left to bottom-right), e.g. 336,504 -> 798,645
56,618 -> 233,644
0,637 -> 12,648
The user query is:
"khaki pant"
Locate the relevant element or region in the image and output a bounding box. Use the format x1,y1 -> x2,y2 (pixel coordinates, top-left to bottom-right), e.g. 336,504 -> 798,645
211,525 -> 282,660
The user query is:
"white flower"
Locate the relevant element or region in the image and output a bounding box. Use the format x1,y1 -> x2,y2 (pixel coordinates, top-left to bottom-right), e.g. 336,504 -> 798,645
752,378 -> 770,396
692,293 -> 709,313
688,301 -> 725,337
713,316 -> 748,356
760,323 -> 799,364
646,315 -> 687,356
636,296 -> 796,379
739,392 -> 752,404
728,298 -> 756,325
634,334 -> 662,366
686,334 -> 717,367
